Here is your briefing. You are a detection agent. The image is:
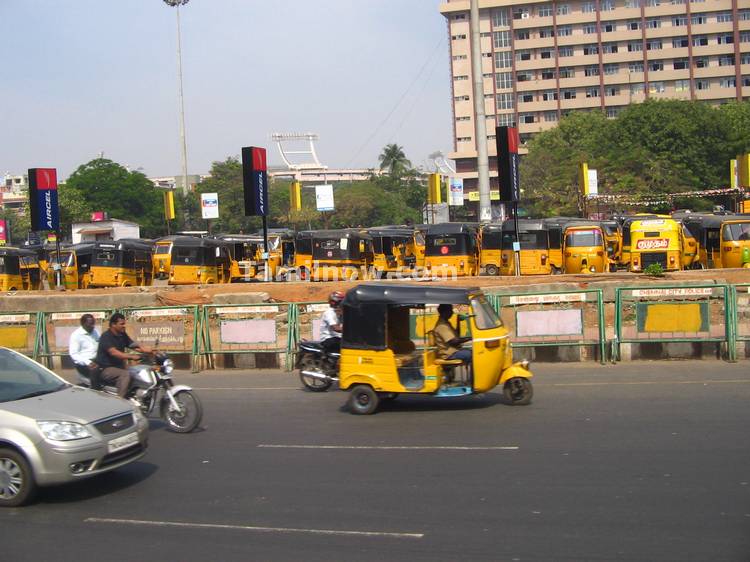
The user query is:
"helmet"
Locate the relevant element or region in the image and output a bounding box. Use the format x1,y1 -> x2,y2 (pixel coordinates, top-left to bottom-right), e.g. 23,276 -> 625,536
329,291 -> 345,304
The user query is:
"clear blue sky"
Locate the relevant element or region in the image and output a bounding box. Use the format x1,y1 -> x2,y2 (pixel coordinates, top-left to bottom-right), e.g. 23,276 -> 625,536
0,0 -> 452,180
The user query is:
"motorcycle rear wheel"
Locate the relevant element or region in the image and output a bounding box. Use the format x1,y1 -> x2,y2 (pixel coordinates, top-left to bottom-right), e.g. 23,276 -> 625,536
299,355 -> 333,392
161,390 -> 203,433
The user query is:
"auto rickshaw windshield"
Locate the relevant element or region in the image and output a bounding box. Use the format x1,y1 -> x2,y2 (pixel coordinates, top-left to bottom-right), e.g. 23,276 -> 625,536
722,222 -> 750,241
471,296 -> 502,329
566,229 -> 603,247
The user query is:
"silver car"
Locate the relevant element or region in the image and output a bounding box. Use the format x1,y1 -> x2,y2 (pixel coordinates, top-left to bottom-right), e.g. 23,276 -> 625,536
0,347 -> 149,506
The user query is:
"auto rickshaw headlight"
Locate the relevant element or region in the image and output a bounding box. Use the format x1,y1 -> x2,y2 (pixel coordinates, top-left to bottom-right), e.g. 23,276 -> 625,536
590,265 -> 596,272
669,256 -> 675,263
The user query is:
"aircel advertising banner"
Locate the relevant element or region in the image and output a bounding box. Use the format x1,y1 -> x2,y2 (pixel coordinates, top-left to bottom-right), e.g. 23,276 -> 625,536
241,146 -> 268,216
28,168 -> 60,231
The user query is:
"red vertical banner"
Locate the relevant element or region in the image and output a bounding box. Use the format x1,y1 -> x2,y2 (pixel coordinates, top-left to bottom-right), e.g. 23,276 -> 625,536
0,219 -> 7,246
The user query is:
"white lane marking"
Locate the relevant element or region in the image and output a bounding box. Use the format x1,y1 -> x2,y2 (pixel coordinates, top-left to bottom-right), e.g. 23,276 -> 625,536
195,387 -> 297,391
85,517 -> 423,539
258,444 -> 518,451
552,379 -> 750,387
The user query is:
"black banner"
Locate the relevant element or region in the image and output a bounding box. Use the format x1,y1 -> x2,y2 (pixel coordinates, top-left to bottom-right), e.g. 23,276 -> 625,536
495,126 -> 520,203
241,146 -> 268,216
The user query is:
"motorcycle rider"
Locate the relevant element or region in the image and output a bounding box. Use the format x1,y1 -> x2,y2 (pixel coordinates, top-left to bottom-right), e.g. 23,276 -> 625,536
320,291 -> 344,355
95,312 -> 152,398
68,314 -> 101,388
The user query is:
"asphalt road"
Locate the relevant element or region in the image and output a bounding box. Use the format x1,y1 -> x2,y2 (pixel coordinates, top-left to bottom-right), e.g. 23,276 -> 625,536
3,361 -> 750,561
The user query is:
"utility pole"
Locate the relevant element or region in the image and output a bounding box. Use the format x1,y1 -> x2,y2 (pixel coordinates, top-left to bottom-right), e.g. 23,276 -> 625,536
470,0 -> 492,222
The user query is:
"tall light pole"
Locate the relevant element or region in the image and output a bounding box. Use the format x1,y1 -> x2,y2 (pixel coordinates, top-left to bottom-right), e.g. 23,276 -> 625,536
470,0 -> 491,222
164,0 -> 190,199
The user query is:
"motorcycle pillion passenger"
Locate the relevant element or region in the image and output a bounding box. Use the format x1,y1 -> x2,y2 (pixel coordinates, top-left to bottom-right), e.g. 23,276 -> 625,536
68,314 -> 101,387
433,304 -> 472,367
320,291 -> 344,354
95,313 -> 152,398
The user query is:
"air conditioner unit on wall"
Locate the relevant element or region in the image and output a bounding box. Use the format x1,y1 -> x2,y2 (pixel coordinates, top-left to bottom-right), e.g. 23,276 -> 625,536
521,12 -> 530,19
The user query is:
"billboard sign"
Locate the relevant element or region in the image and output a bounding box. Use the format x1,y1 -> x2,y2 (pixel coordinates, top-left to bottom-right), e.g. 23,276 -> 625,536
315,184 -> 335,211
0,219 -> 6,246
28,168 -> 60,231
200,192 -> 219,219
496,126 -> 520,203
448,178 -> 464,206
241,146 -> 268,216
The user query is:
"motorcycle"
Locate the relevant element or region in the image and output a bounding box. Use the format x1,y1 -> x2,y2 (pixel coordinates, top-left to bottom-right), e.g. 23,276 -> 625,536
77,350 -> 203,433
296,340 -> 339,392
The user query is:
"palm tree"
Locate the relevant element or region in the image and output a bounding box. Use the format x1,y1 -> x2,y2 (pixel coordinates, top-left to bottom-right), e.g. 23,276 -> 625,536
378,144 -> 412,176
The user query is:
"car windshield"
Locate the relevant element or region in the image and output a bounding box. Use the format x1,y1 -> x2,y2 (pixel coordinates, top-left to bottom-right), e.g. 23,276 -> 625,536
0,349 -> 67,403
471,296 -> 502,330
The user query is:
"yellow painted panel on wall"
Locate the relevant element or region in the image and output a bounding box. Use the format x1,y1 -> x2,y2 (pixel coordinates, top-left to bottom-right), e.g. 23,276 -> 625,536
642,303 -> 702,333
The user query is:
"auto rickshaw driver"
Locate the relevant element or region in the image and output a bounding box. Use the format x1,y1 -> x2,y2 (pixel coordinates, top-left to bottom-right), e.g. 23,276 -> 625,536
433,304 -> 472,367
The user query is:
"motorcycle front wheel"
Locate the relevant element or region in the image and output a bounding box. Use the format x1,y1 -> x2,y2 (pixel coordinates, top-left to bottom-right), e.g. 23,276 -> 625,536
298,355 -> 333,392
161,390 -> 203,433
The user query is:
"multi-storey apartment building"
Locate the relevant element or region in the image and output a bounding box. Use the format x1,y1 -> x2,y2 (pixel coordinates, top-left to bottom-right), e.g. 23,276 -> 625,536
440,0 -> 750,201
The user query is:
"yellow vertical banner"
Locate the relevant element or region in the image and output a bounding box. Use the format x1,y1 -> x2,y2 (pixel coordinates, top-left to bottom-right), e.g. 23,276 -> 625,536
428,174 -> 442,204
163,190 -> 176,220
730,159 -> 738,189
738,154 -> 750,189
579,163 -> 590,196
290,181 -> 302,211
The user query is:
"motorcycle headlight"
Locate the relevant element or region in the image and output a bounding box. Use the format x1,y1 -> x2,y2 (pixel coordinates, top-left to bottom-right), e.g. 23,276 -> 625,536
162,359 -> 174,375
37,421 -> 91,441
132,407 -> 146,424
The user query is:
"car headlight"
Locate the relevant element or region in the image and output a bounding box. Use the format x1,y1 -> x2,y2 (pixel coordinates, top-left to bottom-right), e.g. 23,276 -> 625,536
37,421 -> 91,441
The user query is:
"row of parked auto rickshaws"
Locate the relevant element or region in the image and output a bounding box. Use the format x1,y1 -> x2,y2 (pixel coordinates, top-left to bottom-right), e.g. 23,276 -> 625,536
6,212 -> 750,290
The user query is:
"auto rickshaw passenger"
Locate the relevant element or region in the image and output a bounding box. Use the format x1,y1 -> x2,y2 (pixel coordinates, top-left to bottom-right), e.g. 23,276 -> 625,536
320,291 -> 344,354
433,304 -> 472,366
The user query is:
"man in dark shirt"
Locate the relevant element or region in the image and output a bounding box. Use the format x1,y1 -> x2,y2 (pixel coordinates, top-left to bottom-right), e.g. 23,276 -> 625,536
95,312 -> 152,398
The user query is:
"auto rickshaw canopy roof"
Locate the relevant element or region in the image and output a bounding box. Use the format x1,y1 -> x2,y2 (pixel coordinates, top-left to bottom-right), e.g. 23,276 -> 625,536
343,283 -> 479,308
425,223 -> 478,236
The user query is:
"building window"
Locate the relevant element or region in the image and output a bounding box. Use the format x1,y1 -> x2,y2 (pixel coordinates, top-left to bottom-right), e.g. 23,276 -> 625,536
646,0 -> 660,5
741,53 -> 750,65
604,63 -> 619,75
454,75 -> 469,81
695,79 -> 709,90
541,69 -> 556,80
584,44 -> 599,55
557,4 -> 570,15
559,67 -> 575,78
628,20 -> 641,30
716,12 -> 733,23
647,39 -> 662,50
558,25 -> 572,36
452,54 -> 467,61
646,18 -> 661,29
582,1 -> 595,12
741,10 -> 750,21
517,71 -> 534,82
742,32 -> 750,43
691,14 -> 707,25
516,50 -> 532,62
583,23 -> 597,34
602,22 -> 616,32
629,61 -> 644,72
605,86 -> 620,96
493,30 -> 511,48
672,16 -> 687,26
628,41 -> 643,52
542,90 -> 558,101
456,137 -> 472,143
602,43 -> 618,54
519,93 -> 534,103
585,65 -> 600,76
453,14 -> 466,20
601,0 -> 615,11
558,46 -> 574,57
537,4 -> 553,17
717,34 -> 734,45
692,35 -> 708,47
674,79 -> 690,92
719,55 -> 735,67
586,87 -> 600,98
495,51 -> 513,68
454,95 -> 470,101
513,7 -> 530,19
451,34 -> 467,41
456,116 -> 471,122
631,83 -> 645,94
649,81 -> 665,93
545,111 -> 559,122
743,76 -> 750,87
694,57 -> 709,68
496,93 -> 514,109
520,113 -> 536,124
673,37 -> 689,48
539,27 -> 554,38
607,107 -> 621,118
492,8 -> 509,27
625,0 -> 641,7
673,58 -> 689,70
540,49 -> 555,59
498,114 -> 516,127
562,89 -> 577,99
496,72 -> 513,89
649,61 -> 664,72
720,77 -> 736,88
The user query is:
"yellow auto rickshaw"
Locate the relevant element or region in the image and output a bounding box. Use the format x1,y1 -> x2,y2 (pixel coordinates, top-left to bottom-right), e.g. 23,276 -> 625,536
562,222 -> 613,274
628,217 -> 684,272
601,220 -> 622,264
153,238 -> 175,280
679,213 -> 749,269
214,234 -> 264,282
165,236 -> 232,285
499,219 -> 552,275
0,248 -> 25,291
367,227 -> 417,278
295,229 -> 372,281
479,223 -> 504,276
17,248 -> 43,290
618,214 -> 663,269
424,223 -> 479,277
541,217 -> 585,274
336,283 -> 533,414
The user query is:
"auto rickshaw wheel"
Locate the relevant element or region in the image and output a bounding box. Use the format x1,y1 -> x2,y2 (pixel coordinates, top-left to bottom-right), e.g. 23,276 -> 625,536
349,385 -> 379,415
503,377 -> 533,406
484,264 -> 499,276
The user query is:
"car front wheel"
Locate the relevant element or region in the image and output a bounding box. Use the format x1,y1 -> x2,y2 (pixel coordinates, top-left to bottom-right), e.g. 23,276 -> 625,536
0,448 -> 36,507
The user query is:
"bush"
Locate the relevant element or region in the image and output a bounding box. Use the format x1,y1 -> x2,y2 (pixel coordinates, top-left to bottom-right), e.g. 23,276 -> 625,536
643,263 -> 665,277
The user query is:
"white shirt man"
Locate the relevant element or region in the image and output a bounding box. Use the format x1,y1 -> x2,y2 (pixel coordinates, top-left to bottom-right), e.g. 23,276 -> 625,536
320,308 -> 341,342
69,315 -> 100,369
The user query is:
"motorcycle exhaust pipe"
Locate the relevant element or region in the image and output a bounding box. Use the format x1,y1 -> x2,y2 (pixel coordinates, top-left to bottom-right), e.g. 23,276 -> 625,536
300,370 -> 338,381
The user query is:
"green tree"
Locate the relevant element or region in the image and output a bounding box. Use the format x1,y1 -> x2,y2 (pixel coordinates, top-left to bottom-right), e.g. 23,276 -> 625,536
718,100 -> 750,157
64,158 -> 165,238
378,144 -> 412,177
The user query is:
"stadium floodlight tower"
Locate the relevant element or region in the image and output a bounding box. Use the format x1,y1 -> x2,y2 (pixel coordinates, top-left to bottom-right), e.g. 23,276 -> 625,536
272,132 -> 328,173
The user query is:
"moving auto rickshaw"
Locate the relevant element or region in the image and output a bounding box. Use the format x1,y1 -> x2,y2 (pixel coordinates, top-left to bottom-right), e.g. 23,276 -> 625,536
628,218 -> 685,272
338,283 -> 533,415
679,213 -> 749,269
49,240 -> 154,289
424,223 -> 479,277
562,222 -> 613,274
163,235 -> 232,285
499,219 -> 552,275
367,227 -> 416,278
295,229 -> 372,281
0,248 -> 25,291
